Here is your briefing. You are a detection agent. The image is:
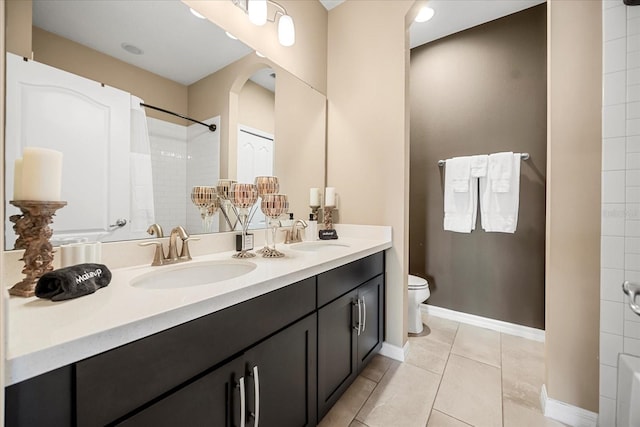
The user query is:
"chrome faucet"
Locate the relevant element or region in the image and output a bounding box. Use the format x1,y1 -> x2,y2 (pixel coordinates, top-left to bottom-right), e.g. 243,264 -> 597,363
284,219 -> 308,244
140,225 -> 197,266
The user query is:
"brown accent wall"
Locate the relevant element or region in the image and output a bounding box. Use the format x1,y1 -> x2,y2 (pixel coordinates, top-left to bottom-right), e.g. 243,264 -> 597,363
409,5 -> 547,328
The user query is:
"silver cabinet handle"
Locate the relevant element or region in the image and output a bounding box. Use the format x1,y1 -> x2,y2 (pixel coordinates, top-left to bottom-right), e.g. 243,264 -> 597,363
355,299 -> 362,336
361,297 -> 367,333
252,366 -> 260,427
238,377 -> 246,427
623,281 -> 640,316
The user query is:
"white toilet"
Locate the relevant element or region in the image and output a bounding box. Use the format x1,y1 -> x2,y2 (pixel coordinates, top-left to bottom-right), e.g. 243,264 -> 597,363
408,275 -> 430,334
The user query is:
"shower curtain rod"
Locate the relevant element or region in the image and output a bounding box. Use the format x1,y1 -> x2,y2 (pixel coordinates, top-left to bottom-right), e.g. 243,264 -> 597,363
437,152 -> 529,167
140,103 -> 216,132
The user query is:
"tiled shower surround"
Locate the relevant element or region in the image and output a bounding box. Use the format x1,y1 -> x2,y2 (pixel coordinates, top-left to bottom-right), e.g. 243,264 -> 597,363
148,116 -> 220,235
600,1 -> 640,425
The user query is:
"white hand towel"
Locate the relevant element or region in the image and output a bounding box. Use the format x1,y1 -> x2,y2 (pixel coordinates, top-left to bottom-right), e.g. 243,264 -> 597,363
488,151 -> 513,192
480,152 -> 520,233
444,157 -> 477,233
470,155 -> 488,178
448,156 -> 472,193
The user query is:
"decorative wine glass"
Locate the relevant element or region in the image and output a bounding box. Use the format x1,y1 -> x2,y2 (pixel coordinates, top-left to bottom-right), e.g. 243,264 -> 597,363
229,183 -> 258,258
260,194 -> 289,258
254,176 -> 279,254
216,179 -> 237,231
190,186 -> 218,233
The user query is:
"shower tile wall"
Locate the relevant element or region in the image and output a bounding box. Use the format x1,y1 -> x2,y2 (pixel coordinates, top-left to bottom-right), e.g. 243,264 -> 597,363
186,117 -> 221,234
148,117 -> 187,233
600,1 -> 640,425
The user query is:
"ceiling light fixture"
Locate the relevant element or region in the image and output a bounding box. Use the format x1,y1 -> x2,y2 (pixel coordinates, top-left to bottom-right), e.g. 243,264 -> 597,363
189,7 -> 206,19
226,31 -> 238,40
248,0 -> 267,25
233,0 -> 295,47
415,6 -> 435,23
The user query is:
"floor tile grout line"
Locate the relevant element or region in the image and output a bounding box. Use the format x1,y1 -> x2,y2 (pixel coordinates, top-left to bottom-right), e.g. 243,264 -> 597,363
427,319 -> 460,425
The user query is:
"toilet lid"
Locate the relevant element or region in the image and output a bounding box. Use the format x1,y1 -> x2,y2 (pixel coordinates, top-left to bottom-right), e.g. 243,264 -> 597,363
408,275 -> 428,289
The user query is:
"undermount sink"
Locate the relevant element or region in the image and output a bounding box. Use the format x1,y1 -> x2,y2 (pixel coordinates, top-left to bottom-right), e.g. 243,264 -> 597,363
131,260 -> 257,290
290,241 -> 351,252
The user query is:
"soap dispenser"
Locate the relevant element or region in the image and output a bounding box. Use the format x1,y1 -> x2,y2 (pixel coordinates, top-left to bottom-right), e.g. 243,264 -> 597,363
305,213 -> 318,241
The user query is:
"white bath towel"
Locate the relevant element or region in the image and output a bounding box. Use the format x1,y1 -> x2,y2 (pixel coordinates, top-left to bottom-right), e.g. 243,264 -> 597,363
130,96 -> 156,232
470,154 -> 488,178
444,157 -> 477,233
480,152 -> 521,233
488,151 -> 514,192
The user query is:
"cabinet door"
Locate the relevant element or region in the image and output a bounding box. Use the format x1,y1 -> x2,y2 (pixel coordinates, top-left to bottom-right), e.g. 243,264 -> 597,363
357,275 -> 384,369
117,358 -> 245,427
244,314 -> 317,427
317,290 -> 358,418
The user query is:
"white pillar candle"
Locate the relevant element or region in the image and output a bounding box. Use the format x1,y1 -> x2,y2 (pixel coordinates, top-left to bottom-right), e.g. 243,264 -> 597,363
325,187 -> 336,207
310,188 -> 321,206
13,158 -> 23,200
21,147 -> 63,201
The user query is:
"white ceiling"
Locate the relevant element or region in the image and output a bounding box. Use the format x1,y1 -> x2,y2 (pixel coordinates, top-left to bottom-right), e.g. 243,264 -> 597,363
319,0 -> 545,48
409,0 -> 546,48
33,0 -> 545,87
32,0 -> 253,86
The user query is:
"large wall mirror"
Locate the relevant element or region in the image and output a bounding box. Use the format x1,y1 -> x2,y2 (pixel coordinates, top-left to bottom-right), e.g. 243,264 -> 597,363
4,0 -> 326,250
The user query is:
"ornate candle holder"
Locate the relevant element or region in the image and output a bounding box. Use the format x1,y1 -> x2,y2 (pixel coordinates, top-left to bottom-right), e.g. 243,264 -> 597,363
190,186 -> 219,233
260,194 -> 289,258
8,200 -> 67,297
320,205 -> 339,240
216,179 -> 238,231
255,176 -> 279,255
229,183 -> 258,258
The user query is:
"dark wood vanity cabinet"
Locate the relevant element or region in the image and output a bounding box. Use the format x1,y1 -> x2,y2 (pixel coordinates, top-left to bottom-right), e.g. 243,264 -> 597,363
4,251 -> 385,427
317,274 -> 384,418
119,313 -> 317,427
316,251 -> 385,418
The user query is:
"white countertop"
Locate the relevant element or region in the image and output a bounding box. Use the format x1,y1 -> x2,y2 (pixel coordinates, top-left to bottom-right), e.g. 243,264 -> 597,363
5,225 -> 391,385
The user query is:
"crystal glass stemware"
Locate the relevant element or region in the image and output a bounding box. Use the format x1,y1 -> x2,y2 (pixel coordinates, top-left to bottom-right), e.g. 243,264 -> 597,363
254,176 -> 280,254
216,179 -> 237,230
260,193 -> 289,258
229,183 -> 258,258
190,186 -> 218,233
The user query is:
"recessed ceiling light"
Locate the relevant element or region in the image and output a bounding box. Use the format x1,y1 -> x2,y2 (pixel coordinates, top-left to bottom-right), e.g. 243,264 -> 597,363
226,31 -> 238,40
256,51 -> 266,58
415,6 -> 435,23
189,8 -> 206,19
121,43 -> 143,55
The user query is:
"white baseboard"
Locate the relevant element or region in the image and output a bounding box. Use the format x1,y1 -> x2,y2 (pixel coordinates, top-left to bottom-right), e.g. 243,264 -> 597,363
540,385 -> 598,427
421,304 -> 545,342
379,341 -> 410,362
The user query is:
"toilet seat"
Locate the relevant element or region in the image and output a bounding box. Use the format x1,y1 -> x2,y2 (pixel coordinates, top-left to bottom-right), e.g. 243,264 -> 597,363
408,275 -> 428,290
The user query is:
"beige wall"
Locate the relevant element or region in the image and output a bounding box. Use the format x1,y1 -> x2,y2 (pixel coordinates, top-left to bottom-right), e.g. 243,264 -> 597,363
5,0 -> 29,58
1,1 -> 6,420
545,0 -> 601,412
274,69 -> 326,219
327,0 -> 422,348
239,80 -> 275,135
184,0 -> 328,95
189,53 -> 274,180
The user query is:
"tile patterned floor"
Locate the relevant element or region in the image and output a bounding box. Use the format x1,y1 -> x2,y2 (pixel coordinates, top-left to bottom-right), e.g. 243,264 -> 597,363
318,313 -> 566,427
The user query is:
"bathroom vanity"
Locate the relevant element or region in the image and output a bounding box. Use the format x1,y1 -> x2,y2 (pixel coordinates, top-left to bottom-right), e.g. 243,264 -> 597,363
4,227 -> 390,426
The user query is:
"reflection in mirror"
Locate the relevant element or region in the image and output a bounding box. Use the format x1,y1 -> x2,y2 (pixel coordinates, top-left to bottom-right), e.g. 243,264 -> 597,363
4,0 -> 326,250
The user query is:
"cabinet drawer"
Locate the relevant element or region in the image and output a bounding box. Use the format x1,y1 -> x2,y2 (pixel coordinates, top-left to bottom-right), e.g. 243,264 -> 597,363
76,276 -> 316,427
317,252 -> 384,307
